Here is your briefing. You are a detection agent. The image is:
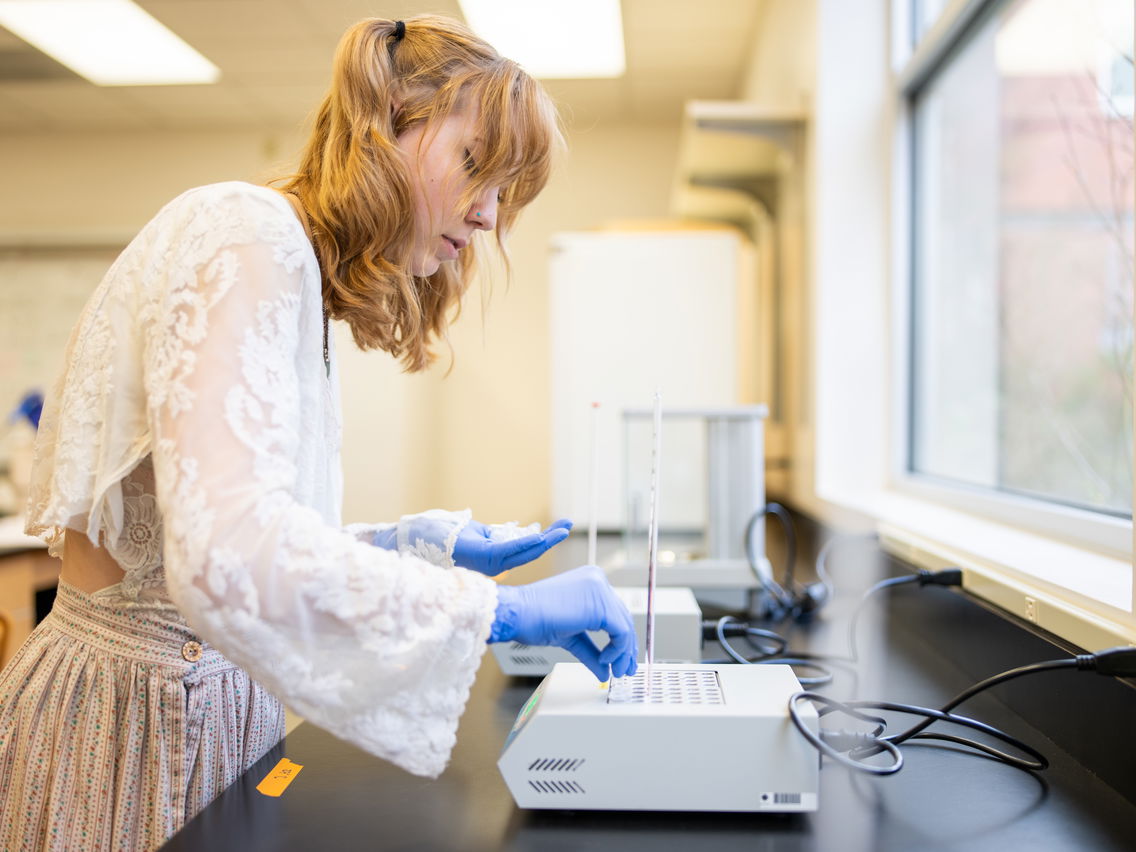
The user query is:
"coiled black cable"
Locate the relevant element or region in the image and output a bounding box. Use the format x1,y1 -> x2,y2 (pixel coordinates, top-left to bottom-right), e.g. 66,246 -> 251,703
743,504 -> 797,619
705,616 -> 834,686
788,648 -> 1136,775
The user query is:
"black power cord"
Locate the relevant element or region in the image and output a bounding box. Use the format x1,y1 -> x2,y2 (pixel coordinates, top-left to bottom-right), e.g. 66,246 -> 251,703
704,616 -> 835,686
702,568 -> 966,687
847,568 -> 964,661
743,503 -> 797,619
743,503 -> 833,622
728,519 -> 1129,779
788,647 -> 1136,775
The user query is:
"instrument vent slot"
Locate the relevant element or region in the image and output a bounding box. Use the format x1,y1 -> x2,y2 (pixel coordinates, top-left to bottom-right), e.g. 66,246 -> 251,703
527,757 -> 585,772
528,779 -> 586,794
510,654 -> 551,667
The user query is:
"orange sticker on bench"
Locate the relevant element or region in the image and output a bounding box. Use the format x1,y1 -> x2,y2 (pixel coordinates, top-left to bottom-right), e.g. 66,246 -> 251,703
256,758 -> 304,797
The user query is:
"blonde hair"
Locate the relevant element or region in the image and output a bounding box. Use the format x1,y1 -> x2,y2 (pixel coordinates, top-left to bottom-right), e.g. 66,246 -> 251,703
276,16 -> 561,372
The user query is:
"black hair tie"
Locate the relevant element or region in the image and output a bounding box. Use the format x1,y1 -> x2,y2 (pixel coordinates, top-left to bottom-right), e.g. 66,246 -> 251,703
393,20 -> 406,40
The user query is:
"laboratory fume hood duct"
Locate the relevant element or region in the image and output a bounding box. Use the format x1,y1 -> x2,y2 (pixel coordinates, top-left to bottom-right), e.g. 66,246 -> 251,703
670,100 -> 807,502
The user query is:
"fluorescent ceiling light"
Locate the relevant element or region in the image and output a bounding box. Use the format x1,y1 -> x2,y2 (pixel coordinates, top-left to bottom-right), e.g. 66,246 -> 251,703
0,0 -> 220,86
458,0 -> 625,79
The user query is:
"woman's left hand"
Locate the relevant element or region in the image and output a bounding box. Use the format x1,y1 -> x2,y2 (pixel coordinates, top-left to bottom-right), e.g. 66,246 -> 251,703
453,518 -> 572,576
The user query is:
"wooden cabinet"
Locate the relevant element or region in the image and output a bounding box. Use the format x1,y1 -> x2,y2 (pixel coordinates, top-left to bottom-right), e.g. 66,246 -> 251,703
0,547 -> 60,670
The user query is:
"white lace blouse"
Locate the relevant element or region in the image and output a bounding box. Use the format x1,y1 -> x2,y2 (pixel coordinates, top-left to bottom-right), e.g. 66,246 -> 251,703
24,181 -> 499,778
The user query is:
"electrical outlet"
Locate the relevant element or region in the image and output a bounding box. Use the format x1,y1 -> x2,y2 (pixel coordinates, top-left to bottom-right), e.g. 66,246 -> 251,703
1024,596 -> 1038,623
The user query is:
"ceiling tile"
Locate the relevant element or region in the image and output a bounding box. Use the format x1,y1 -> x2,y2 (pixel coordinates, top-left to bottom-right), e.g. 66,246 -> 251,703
628,67 -> 741,122
291,0 -> 466,39
114,83 -> 273,128
624,0 -> 761,71
0,88 -> 51,129
200,42 -> 335,83
239,82 -> 330,128
0,81 -> 160,129
541,77 -> 632,128
140,0 -> 316,43
0,0 -> 766,132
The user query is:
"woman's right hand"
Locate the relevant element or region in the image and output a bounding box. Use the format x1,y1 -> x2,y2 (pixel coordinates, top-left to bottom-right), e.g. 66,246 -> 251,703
489,565 -> 638,682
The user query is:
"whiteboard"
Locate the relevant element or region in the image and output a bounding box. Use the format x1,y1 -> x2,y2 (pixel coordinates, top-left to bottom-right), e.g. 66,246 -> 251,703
0,248 -> 118,423
549,230 -> 744,531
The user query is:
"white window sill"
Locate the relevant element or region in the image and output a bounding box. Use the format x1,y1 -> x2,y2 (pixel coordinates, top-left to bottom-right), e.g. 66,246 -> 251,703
816,487 -> 1135,652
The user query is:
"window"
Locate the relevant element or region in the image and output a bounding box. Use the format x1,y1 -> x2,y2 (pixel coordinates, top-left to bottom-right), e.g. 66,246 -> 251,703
908,0 -> 1133,526
912,0 -> 950,41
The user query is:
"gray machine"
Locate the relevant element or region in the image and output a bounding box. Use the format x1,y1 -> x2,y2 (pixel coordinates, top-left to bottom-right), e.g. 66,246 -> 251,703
498,662 -> 819,812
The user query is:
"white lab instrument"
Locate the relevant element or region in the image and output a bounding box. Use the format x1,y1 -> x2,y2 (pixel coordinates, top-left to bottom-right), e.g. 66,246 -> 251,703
490,586 -> 703,677
498,662 -> 819,812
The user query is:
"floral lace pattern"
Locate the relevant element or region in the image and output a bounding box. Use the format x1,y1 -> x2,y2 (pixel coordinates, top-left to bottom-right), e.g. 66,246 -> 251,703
120,491 -> 159,563
24,182 -> 498,778
396,508 -> 471,568
113,469 -> 165,602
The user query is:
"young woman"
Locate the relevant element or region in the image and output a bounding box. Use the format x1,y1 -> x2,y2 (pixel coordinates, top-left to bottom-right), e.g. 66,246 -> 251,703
0,16 -> 636,851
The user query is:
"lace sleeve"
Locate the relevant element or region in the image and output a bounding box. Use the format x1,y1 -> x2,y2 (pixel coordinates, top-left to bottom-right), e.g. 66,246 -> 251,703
344,509 -> 472,568
343,521 -> 397,546
143,188 -> 497,778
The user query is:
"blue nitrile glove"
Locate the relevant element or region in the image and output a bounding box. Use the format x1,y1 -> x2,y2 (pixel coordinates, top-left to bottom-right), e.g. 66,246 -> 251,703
372,527 -> 399,550
11,390 -> 43,429
371,516 -> 573,576
489,564 -> 638,682
453,518 -> 573,576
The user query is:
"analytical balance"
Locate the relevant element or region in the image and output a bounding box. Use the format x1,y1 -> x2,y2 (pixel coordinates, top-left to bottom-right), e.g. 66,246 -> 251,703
606,405 -> 772,591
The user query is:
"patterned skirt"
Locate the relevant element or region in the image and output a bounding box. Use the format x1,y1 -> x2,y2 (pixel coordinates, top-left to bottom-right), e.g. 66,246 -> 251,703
0,581 -> 284,851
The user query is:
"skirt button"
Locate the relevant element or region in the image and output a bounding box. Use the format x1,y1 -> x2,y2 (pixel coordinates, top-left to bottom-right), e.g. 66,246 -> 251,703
182,640 -> 203,662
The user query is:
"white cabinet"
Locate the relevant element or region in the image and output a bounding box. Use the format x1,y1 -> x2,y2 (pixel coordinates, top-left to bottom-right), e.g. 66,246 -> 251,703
549,229 -> 755,531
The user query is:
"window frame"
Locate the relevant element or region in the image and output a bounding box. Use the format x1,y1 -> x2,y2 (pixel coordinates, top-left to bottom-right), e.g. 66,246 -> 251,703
806,0 -> 1134,650
893,0 -> 1134,561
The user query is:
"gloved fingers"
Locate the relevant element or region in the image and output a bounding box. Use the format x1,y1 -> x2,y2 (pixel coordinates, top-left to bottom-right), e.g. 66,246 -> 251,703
623,652 -> 638,678
541,525 -> 572,550
497,527 -> 571,571
560,633 -> 609,682
610,646 -> 637,679
597,584 -> 637,677
544,518 -> 574,535
597,624 -> 638,678
597,580 -> 636,637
